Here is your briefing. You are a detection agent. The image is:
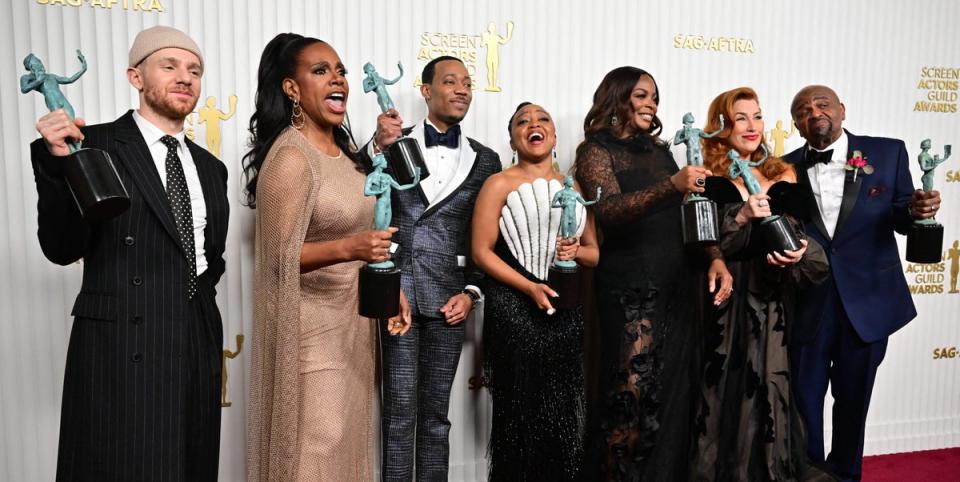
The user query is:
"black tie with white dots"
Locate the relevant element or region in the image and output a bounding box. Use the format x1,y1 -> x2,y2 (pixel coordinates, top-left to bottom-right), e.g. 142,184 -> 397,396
160,135 -> 197,298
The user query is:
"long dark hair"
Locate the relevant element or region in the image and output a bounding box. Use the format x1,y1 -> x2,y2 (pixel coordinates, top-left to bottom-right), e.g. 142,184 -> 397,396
242,33 -> 364,207
581,66 -> 663,141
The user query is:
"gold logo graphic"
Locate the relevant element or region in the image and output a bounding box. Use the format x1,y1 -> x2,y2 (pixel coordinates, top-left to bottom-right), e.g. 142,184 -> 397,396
185,95 -> 237,159
948,240 -> 960,294
480,21 -> 514,92
185,113 -> 198,142
416,33 -> 480,86
221,333 -> 244,407
906,261 -> 945,295
932,346 -> 958,360
415,21 -> 515,93
35,0 -> 165,11
673,34 -> 755,54
766,120 -> 796,158
905,239 -> 960,296
945,168 -> 960,183
198,95 -> 237,159
914,67 -> 959,113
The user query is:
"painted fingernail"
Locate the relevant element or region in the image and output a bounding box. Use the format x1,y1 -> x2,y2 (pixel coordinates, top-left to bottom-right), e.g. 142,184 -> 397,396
546,308 -> 556,315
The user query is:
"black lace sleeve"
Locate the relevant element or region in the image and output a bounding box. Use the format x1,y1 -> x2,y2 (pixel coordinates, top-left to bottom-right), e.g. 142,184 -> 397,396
702,245 -> 724,262
575,141 -> 681,227
718,202 -> 754,257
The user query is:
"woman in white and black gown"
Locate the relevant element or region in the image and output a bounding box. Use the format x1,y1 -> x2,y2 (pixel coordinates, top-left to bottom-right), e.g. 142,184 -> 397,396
472,102 -> 599,481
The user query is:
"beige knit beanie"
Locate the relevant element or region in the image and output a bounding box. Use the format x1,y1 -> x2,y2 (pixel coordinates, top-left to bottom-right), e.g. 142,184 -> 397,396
128,26 -> 203,68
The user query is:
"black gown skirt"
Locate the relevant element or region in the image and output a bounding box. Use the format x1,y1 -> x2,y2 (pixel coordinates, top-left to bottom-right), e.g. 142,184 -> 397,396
483,239 -> 585,482
575,133 -> 705,482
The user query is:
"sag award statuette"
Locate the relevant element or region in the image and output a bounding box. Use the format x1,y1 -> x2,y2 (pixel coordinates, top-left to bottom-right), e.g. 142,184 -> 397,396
727,146 -> 801,254
20,50 -> 129,222
358,154 -> 421,318
673,112 -> 724,247
362,61 -> 429,184
548,176 -> 600,309
907,139 -> 951,263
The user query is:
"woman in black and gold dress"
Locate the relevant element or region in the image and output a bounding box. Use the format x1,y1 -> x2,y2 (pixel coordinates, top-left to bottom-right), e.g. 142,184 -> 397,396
691,87 -> 831,481
472,102 -> 599,481
575,67 -> 733,481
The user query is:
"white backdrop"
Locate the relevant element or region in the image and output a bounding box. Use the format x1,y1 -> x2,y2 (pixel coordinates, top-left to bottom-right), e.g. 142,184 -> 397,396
1,1 -> 959,480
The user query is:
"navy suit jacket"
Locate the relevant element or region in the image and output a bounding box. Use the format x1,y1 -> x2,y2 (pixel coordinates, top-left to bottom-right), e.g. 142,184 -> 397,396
784,130 -> 916,344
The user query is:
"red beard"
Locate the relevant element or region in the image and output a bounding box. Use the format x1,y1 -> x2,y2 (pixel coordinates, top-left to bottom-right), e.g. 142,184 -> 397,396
143,83 -> 198,121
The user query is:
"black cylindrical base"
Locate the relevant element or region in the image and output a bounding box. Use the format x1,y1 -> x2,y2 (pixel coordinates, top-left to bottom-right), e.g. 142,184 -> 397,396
548,264 -> 579,310
65,148 -> 130,223
760,215 -> 802,254
906,223 -> 944,264
358,265 -> 401,319
387,136 -> 430,185
681,198 -> 719,247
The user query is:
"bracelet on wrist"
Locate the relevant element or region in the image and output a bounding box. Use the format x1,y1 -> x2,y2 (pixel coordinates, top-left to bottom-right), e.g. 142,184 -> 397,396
461,288 -> 481,303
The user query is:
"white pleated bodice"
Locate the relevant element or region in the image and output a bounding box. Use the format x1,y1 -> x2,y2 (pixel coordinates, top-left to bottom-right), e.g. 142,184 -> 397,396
499,178 -> 586,280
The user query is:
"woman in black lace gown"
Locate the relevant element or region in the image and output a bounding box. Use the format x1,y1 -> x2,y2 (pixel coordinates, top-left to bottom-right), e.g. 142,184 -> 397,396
691,87 -> 831,481
472,103 -> 600,481
574,67 -> 733,481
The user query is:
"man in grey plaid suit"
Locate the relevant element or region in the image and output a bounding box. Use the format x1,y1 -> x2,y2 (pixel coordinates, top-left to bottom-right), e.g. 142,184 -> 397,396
368,56 -> 501,481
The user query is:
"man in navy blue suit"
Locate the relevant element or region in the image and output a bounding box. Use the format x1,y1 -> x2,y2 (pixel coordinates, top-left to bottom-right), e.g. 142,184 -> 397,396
785,85 -> 942,481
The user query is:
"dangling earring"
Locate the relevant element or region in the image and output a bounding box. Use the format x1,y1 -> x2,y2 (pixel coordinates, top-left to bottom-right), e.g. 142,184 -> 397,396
610,115 -> 619,126
511,150 -> 517,165
290,98 -> 305,130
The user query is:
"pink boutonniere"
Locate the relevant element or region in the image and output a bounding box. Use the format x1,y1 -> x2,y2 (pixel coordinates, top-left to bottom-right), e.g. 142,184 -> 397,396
845,150 -> 874,182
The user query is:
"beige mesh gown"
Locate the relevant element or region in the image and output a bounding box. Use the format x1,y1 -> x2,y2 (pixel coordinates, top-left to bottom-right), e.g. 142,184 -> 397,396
247,128 -> 376,481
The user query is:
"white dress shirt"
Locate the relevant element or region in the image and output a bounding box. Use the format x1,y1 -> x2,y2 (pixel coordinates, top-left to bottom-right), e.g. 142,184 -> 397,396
133,110 -> 208,275
420,119 -> 461,203
807,131 -> 849,239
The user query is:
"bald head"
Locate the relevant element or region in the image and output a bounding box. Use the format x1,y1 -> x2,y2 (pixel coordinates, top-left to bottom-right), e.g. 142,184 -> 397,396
790,85 -> 840,117
790,85 -> 845,149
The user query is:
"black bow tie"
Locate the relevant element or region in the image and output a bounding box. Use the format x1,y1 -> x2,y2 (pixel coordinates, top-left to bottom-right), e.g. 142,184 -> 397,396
424,123 -> 460,149
808,148 -> 834,165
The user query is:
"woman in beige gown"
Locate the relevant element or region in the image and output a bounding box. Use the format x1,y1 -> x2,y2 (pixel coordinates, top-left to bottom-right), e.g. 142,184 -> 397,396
242,33 -> 409,481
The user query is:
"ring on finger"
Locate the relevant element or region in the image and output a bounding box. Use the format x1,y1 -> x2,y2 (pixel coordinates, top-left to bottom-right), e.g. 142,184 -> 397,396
758,200 -> 768,207
695,177 -> 706,187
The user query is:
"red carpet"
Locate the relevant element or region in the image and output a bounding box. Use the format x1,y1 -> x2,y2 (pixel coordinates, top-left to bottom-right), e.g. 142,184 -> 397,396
862,447 -> 960,481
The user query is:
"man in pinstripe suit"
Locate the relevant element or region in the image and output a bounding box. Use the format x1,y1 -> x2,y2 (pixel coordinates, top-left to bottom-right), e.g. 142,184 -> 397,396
29,26 -> 228,481
369,56 -> 502,481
